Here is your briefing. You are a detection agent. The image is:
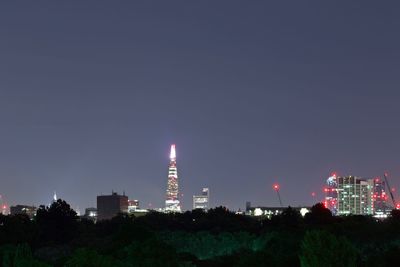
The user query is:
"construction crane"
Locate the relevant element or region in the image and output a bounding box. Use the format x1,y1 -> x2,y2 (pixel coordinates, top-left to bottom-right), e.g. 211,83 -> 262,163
383,172 -> 396,208
273,184 -> 283,207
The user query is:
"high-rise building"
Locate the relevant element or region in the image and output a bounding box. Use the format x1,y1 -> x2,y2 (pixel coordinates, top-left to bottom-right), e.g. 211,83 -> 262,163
373,178 -> 389,211
165,144 -> 181,212
193,188 -> 210,210
336,176 -> 374,215
97,192 -> 129,220
325,173 -> 392,217
324,173 -> 339,215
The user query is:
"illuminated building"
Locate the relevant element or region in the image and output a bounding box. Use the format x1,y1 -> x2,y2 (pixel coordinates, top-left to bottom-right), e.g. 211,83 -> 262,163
83,207 -> 97,221
325,173 -> 393,217
373,178 -> 387,212
324,173 -> 338,215
372,177 -> 392,218
128,199 -> 139,212
165,144 -> 181,212
193,188 -> 209,210
97,192 -> 129,220
10,205 -> 37,219
336,176 -> 374,215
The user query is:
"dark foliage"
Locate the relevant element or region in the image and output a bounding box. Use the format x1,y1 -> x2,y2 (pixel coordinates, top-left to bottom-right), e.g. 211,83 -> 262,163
35,199 -> 78,245
304,203 -> 334,225
1,200 -> 400,266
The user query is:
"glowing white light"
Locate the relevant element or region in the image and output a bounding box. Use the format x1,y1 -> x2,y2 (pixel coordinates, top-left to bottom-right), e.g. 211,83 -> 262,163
300,208 -> 310,217
254,208 -> 263,216
170,144 -> 176,160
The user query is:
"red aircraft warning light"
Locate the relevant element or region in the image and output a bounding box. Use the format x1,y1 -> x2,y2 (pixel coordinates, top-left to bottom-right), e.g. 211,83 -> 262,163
273,184 -> 280,191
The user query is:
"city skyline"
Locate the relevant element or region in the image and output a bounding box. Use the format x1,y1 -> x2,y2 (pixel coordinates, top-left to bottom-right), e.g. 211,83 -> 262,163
1,143 -> 398,213
1,2 -> 400,211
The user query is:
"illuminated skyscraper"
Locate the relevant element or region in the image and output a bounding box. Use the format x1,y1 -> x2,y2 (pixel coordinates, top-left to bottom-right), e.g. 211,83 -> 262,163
324,173 -> 338,215
165,144 -> 181,212
325,173 -> 391,217
337,176 -> 374,215
193,188 -> 210,210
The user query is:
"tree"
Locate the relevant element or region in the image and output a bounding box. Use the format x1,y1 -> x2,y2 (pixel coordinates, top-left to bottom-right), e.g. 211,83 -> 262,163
271,206 -> 303,227
65,248 -> 119,267
122,239 -> 179,267
35,199 -> 78,244
299,230 -> 358,267
304,203 -> 333,224
0,214 -> 36,245
390,209 -> 400,221
0,244 -> 50,267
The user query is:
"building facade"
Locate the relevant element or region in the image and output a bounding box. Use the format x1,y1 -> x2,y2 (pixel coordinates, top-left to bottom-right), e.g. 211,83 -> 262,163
82,207 -> 97,221
10,205 -> 37,219
165,144 -> 181,212
128,199 -> 139,212
97,192 -> 128,220
324,174 -> 386,216
336,176 -> 374,215
193,188 -> 209,210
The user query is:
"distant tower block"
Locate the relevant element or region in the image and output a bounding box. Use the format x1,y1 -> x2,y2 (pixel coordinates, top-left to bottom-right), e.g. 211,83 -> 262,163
165,144 -> 181,212
193,188 -> 210,210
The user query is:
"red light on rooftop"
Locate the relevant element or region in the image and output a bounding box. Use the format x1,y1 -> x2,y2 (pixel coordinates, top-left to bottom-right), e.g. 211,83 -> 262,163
273,184 -> 280,191
311,192 -> 316,197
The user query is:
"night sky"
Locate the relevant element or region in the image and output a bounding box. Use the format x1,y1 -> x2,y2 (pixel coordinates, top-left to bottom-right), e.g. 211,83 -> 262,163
1,2 -> 400,212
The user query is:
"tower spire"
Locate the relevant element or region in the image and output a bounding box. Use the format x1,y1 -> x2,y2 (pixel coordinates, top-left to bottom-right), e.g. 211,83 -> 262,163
170,144 -> 176,161
165,144 -> 181,212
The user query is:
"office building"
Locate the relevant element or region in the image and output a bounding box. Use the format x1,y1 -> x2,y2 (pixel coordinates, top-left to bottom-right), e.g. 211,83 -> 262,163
193,188 -> 210,210
335,176 -> 374,215
324,173 -> 339,215
10,205 -> 37,219
97,192 -> 128,220
128,199 -> 139,212
372,177 -> 392,217
82,207 -> 97,221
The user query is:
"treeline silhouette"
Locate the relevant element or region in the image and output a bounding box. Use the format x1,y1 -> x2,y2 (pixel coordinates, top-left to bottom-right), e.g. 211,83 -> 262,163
0,200 -> 400,266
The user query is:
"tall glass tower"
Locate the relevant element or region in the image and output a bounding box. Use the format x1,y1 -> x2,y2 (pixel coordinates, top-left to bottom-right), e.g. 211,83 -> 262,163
165,144 -> 181,212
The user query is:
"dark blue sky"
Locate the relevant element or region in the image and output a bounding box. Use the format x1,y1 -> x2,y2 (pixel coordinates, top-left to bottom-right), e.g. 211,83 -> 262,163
1,1 -> 400,211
